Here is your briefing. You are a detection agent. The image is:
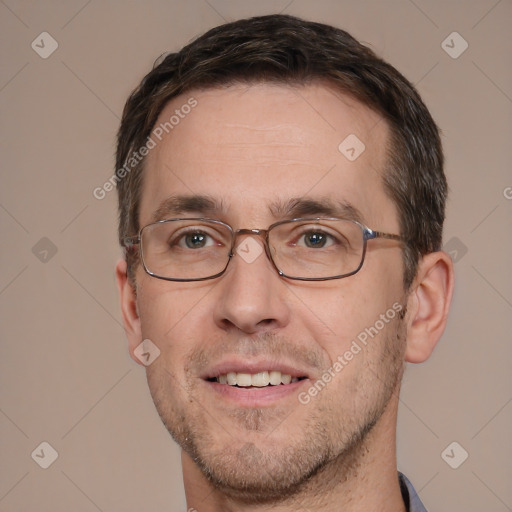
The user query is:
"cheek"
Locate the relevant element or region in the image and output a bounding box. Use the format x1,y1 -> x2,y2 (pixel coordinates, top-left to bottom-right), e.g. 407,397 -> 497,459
136,279 -> 212,361
291,273 -> 403,362
315,313 -> 405,409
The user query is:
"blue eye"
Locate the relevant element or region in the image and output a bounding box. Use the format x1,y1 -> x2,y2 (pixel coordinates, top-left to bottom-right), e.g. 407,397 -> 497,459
183,232 -> 209,248
302,231 -> 329,248
297,230 -> 336,249
176,231 -> 216,249
164,223 -> 230,252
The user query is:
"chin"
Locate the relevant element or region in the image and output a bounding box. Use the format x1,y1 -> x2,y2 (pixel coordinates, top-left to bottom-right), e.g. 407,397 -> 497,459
188,439 -> 330,504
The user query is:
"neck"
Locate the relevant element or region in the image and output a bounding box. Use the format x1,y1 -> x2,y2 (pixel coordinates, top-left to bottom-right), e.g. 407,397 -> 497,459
182,395 -> 405,512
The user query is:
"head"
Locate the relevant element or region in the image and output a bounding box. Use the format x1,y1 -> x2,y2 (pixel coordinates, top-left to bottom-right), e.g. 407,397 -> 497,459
115,14 -> 453,503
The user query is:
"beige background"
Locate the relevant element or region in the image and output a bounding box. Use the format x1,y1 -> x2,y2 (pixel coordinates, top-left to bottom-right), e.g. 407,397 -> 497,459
1,0 -> 511,510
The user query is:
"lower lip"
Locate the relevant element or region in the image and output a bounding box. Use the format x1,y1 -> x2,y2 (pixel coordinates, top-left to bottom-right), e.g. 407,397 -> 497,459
204,379 -> 308,407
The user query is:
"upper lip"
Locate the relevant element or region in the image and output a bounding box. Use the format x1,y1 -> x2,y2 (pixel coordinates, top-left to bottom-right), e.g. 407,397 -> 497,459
201,358 -> 312,380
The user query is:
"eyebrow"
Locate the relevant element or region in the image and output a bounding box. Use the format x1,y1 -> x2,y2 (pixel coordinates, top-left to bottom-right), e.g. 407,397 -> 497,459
150,195 -> 225,222
150,194 -> 364,224
269,198 -> 365,223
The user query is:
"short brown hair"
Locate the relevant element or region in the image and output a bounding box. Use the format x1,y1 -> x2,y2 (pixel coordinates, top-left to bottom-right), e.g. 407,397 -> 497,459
116,14 -> 445,289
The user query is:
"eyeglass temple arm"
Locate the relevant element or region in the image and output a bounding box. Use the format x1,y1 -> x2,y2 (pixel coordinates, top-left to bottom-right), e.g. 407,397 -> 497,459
368,230 -> 406,242
122,235 -> 140,248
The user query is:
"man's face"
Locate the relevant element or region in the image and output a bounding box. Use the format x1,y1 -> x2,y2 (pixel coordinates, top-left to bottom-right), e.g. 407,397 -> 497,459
133,83 -> 407,498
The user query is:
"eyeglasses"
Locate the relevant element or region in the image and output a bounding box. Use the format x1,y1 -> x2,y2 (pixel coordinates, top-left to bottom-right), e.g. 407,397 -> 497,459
123,217 -> 405,282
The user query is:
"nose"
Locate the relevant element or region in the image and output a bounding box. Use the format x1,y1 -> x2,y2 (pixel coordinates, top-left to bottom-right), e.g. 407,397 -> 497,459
213,236 -> 291,335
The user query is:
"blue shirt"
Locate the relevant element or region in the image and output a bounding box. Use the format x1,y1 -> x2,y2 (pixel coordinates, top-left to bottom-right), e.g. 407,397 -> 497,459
399,472 -> 428,512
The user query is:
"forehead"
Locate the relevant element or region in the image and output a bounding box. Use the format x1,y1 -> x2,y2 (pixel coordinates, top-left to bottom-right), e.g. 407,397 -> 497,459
139,82 -> 397,229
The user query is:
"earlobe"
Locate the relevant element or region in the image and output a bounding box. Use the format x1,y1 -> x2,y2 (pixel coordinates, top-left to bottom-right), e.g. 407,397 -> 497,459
115,259 -> 144,365
404,251 -> 454,363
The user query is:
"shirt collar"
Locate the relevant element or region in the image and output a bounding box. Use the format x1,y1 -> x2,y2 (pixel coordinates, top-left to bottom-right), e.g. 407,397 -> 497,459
398,472 -> 428,512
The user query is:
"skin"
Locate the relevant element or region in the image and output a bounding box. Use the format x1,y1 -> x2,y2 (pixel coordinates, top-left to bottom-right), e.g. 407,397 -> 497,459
116,83 -> 454,511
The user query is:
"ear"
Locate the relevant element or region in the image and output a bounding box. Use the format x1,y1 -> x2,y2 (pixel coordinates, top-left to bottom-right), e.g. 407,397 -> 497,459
404,251 -> 454,363
115,258 -> 144,366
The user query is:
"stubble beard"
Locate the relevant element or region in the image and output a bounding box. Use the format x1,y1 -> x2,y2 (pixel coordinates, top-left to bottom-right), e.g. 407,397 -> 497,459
146,317 -> 406,504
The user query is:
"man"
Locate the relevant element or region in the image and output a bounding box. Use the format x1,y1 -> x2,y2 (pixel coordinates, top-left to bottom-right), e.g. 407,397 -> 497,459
115,14 -> 454,511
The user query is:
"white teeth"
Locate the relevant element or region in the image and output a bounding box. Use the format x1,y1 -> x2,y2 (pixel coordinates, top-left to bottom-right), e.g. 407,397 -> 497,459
281,373 -> 292,385
269,371 -> 282,385
252,371 -> 270,387
215,371 -> 300,387
236,373 -> 252,387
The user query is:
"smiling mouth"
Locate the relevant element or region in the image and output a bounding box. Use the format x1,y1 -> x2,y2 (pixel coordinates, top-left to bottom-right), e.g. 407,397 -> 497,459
208,371 -> 307,388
